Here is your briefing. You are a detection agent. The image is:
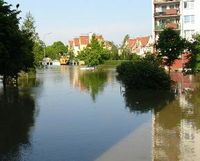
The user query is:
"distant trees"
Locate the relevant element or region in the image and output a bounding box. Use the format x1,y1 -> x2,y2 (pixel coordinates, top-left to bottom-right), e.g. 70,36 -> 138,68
156,28 -> 186,74
45,41 -> 68,60
0,0 -> 34,88
77,35 -> 110,66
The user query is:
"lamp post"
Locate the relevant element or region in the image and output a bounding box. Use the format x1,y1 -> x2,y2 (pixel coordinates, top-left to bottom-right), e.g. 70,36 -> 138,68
43,32 -> 52,58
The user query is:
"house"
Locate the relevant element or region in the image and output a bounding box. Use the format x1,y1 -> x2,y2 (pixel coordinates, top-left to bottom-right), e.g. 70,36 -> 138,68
125,36 -> 154,57
68,33 -> 105,56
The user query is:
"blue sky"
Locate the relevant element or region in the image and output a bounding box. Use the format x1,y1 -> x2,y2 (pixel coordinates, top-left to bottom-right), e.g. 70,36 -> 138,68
6,0 -> 152,45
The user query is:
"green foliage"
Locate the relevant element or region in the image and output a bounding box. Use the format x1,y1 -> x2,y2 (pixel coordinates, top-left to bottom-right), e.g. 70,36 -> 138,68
46,41 -> 68,59
21,12 -> 39,42
156,28 -> 186,72
77,35 -> 110,66
21,12 -> 44,66
186,34 -> 200,72
0,1 -> 34,86
106,41 -> 119,60
33,40 -> 44,65
117,55 -> 171,90
79,71 -> 108,101
121,34 -> 130,49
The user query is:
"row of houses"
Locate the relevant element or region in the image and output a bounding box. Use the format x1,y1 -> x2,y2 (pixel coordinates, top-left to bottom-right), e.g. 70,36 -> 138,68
68,33 -> 154,58
67,32 -> 191,71
124,36 -> 154,57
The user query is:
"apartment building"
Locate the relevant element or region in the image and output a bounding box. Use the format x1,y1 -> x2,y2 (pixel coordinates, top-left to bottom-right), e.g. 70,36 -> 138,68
152,0 -> 200,42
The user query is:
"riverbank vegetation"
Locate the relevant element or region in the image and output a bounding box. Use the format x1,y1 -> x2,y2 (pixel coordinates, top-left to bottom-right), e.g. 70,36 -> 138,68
186,34 -> 200,73
117,55 -> 171,90
0,1 -> 34,88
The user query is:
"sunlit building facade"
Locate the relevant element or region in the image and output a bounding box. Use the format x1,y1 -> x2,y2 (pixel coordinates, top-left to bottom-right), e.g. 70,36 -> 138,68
152,0 -> 200,42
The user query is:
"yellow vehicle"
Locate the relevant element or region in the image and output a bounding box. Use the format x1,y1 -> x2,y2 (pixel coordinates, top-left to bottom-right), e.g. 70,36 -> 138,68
60,55 -> 69,65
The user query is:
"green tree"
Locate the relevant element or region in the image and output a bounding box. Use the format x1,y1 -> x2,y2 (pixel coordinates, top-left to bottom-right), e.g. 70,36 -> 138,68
21,12 -> 44,65
106,41 -> 119,60
33,40 -> 44,65
21,12 -> 39,42
77,35 -> 110,66
186,34 -> 200,72
156,28 -> 186,74
117,55 -> 171,90
46,41 -> 68,59
121,34 -> 130,49
120,34 -> 135,60
0,0 -> 34,88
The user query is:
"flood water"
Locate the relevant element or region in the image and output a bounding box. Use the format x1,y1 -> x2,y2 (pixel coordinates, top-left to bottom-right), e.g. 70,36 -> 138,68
0,66 -> 200,161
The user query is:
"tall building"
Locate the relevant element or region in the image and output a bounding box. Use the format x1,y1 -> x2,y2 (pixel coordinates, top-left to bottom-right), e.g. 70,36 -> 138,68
152,0 -> 200,42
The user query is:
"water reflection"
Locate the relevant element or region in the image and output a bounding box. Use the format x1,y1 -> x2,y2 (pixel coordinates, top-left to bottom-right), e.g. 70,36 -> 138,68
69,67 -> 109,101
0,81 -> 37,161
153,73 -> 200,161
122,89 -> 175,114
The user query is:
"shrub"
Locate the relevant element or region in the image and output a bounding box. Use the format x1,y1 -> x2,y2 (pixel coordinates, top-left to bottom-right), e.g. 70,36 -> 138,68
116,55 -> 171,90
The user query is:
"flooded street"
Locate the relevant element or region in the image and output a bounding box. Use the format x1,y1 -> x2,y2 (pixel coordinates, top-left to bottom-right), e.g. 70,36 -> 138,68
0,66 -> 200,161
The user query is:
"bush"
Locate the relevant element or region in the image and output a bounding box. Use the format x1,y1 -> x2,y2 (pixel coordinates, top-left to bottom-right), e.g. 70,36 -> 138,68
116,55 -> 171,90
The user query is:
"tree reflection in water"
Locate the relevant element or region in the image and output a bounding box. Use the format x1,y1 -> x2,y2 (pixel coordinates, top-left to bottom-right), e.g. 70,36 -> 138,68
0,80 -> 37,161
122,89 -> 175,114
79,71 -> 108,101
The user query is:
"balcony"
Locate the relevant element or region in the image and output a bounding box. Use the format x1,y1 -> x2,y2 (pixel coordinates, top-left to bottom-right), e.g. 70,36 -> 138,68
154,0 -> 180,4
155,22 -> 180,31
154,8 -> 180,18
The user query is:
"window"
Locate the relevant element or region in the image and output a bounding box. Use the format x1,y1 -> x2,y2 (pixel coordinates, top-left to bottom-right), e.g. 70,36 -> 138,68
184,15 -> 195,24
184,0 -> 194,9
184,30 -> 195,39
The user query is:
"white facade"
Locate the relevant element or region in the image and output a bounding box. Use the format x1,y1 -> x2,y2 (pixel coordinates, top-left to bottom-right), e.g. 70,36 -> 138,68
152,0 -> 200,42
181,0 -> 200,39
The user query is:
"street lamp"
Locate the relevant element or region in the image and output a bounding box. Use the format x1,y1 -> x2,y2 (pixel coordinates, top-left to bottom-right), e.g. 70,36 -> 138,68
43,32 -> 52,58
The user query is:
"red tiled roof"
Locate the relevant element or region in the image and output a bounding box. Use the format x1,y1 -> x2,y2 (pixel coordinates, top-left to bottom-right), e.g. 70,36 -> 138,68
128,39 -> 137,48
137,36 -> 150,47
80,36 -> 89,45
74,38 -> 80,46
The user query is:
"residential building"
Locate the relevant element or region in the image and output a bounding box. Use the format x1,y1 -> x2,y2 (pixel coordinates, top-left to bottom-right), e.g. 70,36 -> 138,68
125,36 -> 154,57
68,33 -> 105,56
152,0 -> 200,71
152,0 -> 200,42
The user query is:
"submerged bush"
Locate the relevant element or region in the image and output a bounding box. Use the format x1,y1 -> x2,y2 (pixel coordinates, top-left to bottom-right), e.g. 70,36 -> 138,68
116,55 -> 171,90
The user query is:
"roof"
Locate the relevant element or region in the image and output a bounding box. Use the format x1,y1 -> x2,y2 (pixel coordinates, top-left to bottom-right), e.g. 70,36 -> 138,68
74,38 -> 80,46
80,36 -> 89,45
128,39 -> 137,48
137,36 -> 150,47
